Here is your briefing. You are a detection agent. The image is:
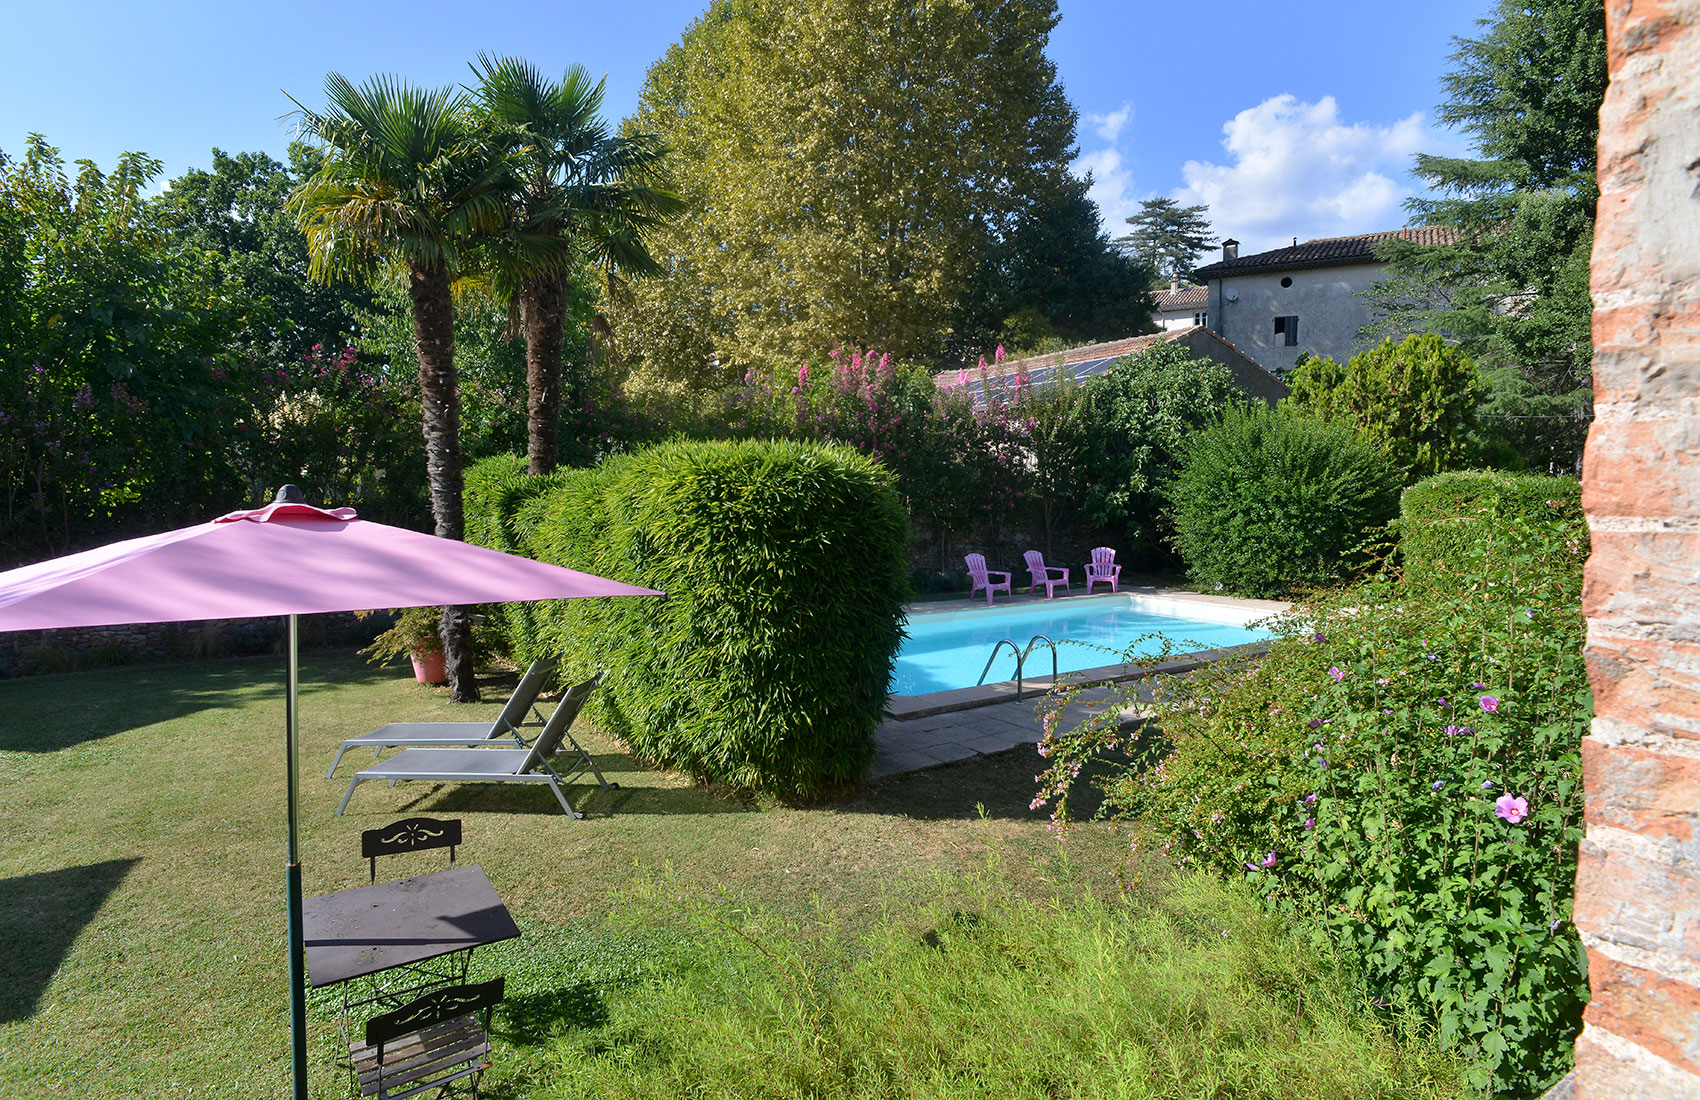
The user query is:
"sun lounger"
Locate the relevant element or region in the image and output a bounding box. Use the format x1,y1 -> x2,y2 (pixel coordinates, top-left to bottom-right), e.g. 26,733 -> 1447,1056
326,659 -> 558,777
335,673 -> 611,818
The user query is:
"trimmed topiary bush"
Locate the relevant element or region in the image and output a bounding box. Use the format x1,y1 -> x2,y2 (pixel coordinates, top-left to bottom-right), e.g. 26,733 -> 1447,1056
1400,470 -> 1584,592
1169,406 -> 1402,598
466,439 -> 909,801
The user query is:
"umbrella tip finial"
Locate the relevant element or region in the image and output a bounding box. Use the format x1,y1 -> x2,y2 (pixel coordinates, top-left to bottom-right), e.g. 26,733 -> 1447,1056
275,484 -> 306,505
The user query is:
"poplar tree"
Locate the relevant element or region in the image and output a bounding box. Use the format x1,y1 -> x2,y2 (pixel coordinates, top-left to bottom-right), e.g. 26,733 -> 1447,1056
611,0 -> 1088,389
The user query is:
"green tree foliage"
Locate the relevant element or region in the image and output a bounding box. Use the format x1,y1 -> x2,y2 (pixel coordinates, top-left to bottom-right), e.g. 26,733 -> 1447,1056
466,441 -> 909,801
1061,344 -> 1249,557
159,146 -> 373,371
612,0 -> 1092,388
289,73 -> 510,701
1169,407 -> 1402,598
959,174 -> 1157,356
0,137 -> 243,563
469,56 -> 683,474
1368,0 -> 1606,472
1284,334 -> 1485,480
1114,196 -> 1218,284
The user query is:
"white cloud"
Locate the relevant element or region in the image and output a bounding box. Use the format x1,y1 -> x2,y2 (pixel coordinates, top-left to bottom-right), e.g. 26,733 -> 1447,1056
1089,102 -> 1133,143
1175,94 -> 1430,254
1074,146 -> 1143,237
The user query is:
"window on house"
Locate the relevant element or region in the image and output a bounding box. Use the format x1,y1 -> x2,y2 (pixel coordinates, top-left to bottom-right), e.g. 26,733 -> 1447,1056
1193,311 -> 1208,327
1273,316 -> 1298,346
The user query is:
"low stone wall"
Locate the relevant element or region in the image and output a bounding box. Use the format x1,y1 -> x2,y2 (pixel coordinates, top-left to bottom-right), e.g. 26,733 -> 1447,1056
0,612 -> 383,678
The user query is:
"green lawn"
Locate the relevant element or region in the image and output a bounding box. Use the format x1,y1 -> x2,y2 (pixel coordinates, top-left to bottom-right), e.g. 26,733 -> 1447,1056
0,652 -> 1122,1098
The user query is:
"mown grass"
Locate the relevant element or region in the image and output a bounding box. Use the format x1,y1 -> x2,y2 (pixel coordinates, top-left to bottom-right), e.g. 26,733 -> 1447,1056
0,652 -> 1124,1098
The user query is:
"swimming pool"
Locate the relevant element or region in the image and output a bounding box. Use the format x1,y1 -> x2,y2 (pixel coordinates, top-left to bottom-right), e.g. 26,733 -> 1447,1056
891,593 -> 1272,696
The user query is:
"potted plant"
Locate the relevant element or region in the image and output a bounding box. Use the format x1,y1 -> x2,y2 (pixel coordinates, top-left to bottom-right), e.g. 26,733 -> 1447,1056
358,607 -> 448,684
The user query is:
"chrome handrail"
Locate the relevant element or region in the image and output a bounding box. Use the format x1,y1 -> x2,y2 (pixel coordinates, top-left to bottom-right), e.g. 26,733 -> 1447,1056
1022,634 -> 1059,685
976,638 -> 1024,695
976,634 -> 1061,700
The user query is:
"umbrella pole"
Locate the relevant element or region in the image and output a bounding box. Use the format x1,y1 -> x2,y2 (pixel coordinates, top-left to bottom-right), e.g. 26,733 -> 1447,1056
285,614 -> 309,1100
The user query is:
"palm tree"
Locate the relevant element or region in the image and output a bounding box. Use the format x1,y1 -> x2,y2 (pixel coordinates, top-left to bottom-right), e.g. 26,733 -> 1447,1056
471,55 -> 684,474
288,73 -> 507,702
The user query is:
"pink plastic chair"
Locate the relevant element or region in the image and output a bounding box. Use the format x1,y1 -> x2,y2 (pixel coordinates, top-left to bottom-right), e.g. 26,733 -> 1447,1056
1085,546 -> 1122,594
963,553 -> 1011,605
1023,550 -> 1071,599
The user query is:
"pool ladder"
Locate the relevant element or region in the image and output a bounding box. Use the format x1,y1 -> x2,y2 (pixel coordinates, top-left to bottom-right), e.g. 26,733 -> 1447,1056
976,634 -> 1059,700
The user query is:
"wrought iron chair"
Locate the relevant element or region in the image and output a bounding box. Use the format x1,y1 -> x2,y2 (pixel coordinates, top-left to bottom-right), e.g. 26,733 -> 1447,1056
362,817 -> 462,883
348,976 -> 504,1099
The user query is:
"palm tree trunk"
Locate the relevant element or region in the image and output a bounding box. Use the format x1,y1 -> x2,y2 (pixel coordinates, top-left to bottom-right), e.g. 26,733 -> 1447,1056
521,274 -> 567,475
408,263 -> 480,704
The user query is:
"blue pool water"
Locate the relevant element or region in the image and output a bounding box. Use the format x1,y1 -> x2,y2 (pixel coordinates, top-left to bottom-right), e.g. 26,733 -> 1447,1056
891,596 -> 1270,696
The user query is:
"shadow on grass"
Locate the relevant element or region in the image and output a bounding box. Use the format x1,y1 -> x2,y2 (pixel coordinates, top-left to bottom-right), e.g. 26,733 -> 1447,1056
493,982 -> 608,1045
0,652 -> 398,753
0,858 -> 138,1023
839,745 -> 1113,822
334,757 -> 757,819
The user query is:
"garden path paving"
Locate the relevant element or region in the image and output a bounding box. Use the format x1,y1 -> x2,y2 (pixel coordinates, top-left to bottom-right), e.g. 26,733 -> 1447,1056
871,682 -> 1155,780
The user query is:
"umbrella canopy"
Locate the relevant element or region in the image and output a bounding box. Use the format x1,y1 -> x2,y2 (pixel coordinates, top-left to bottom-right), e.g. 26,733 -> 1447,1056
0,491 -> 662,1100
0,498 -> 659,629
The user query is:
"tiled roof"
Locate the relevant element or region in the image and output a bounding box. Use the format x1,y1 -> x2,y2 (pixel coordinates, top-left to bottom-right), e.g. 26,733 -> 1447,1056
1153,285 -> 1208,310
1192,226 -> 1461,280
934,326 -> 1287,406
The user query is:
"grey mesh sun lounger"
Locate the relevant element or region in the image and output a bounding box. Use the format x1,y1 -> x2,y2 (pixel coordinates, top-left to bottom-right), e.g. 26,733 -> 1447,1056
326,659 -> 558,777
336,672 -> 611,818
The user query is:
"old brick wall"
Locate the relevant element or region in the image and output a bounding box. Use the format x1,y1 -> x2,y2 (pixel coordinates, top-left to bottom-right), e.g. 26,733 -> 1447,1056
1576,1 -> 1700,1095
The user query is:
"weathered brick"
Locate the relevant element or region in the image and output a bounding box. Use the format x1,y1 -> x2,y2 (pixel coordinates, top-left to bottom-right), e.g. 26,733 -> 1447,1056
1583,740 -> 1700,842
1580,0 -> 1700,1091
1584,634 -> 1700,737
1583,954 -> 1700,1076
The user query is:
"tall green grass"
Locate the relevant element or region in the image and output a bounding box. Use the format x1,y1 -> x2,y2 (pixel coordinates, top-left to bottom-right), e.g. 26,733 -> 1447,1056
533,869 -> 1475,1100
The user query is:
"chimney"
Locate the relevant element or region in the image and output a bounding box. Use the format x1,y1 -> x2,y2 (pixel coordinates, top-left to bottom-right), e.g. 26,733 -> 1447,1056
1223,239 -> 1239,261
1170,274 -> 1180,294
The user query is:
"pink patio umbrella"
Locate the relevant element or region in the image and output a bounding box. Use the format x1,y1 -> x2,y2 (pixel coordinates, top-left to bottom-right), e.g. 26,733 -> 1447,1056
0,487 -> 662,1100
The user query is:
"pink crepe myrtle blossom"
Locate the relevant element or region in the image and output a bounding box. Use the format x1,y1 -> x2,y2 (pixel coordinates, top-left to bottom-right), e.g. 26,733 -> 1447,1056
1480,696 -> 1500,713
1327,666 -> 1344,681
1495,794 -> 1530,824
1303,818 -> 1316,830
1303,792 -> 1317,804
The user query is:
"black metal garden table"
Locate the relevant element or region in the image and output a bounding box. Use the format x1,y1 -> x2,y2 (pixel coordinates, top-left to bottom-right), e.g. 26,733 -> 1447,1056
302,865 -> 519,1016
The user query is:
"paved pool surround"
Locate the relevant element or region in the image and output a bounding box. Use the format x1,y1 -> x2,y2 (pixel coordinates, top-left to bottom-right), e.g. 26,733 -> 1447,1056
873,587 -> 1287,778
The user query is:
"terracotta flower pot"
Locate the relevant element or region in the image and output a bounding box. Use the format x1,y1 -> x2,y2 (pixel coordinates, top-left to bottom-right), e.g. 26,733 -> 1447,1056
410,647 -> 448,684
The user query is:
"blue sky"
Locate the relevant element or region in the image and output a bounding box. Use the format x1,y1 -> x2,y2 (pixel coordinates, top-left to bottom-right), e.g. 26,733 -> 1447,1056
1,0 -> 1492,255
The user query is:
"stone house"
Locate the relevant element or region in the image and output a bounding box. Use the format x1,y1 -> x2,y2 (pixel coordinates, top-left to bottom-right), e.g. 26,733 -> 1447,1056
1151,277 -> 1209,332
1189,227 -> 1456,376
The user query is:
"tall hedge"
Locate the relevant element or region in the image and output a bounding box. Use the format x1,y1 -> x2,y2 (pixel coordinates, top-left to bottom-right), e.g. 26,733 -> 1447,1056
1400,470 -> 1584,591
465,440 -> 910,801
1168,407 -> 1402,598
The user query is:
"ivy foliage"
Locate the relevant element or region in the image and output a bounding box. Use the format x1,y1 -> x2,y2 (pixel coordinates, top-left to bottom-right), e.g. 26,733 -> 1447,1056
466,440 -> 909,801
1036,477 -> 1591,1095
1285,334 -> 1486,480
1169,407 -> 1402,598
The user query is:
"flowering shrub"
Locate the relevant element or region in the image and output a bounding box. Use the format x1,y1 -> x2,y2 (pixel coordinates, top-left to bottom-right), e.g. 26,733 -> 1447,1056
1034,495 -> 1589,1094
227,344 -> 425,523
